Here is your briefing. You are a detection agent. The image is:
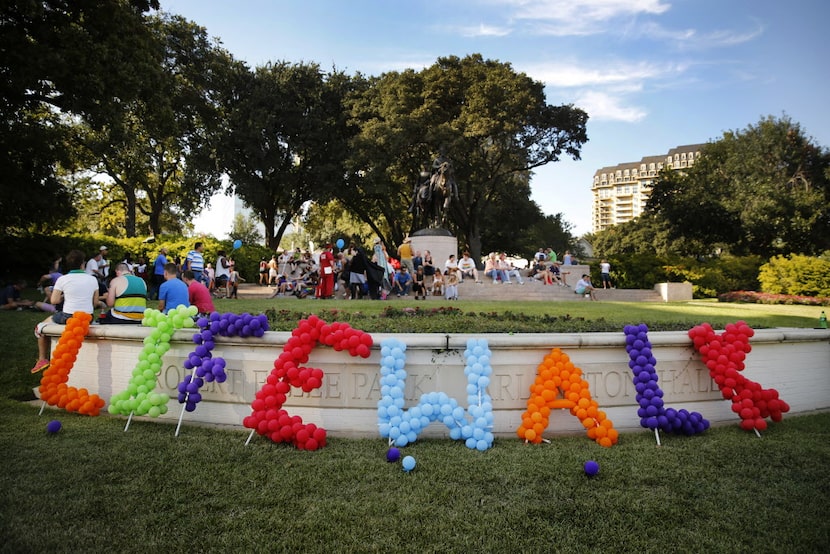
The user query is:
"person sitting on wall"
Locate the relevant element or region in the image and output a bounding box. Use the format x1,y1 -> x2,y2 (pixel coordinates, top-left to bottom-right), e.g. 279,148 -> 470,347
182,270 -> 215,317
158,263 -> 189,314
99,263 -> 147,323
31,249 -> 100,373
575,274 -> 598,301
550,262 -> 570,287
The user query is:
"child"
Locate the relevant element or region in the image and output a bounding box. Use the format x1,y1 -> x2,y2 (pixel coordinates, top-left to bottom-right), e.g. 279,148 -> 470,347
444,270 -> 459,300
431,271 -> 444,297
228,264 -> 244,299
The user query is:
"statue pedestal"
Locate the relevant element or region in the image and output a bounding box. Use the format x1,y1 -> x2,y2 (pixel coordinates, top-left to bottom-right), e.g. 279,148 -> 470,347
411,229 -> 457,272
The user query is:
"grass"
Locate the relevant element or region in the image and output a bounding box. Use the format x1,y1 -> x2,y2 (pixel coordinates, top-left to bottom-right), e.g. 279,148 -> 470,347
1,298 -> 828,552
1,399 -> 828,552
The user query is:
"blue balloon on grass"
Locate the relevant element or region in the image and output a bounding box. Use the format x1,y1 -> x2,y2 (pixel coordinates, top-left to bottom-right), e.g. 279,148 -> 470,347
336,238 -> 345,249
584,460 -> 600,476
46,420 -> 62,434
402,455 -> 416,472
232,239 -> 242,250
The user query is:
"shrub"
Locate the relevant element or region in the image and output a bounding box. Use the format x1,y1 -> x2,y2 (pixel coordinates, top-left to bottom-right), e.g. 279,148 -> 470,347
758,254 -> 830,297
0,232 -> 273,285
718,290 -> 830,306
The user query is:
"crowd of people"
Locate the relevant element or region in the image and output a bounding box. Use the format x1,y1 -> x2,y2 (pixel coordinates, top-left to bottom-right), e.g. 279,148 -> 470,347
23,243 -> 226,374
11,240 -> 614,372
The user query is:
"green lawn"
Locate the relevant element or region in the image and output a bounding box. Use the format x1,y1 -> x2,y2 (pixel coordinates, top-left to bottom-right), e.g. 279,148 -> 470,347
1,399 -> 828,552
1,300 -> 828,552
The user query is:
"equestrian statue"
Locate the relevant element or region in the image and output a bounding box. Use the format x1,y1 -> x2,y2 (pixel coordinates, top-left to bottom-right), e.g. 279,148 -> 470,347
409,153 -> 459,228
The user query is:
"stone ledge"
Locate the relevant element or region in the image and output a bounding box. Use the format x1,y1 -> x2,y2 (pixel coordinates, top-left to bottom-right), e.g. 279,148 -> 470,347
39,325 -> 830,436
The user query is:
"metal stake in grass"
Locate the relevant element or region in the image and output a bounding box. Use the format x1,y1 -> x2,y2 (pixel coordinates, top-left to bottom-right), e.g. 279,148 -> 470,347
175,398 -> 188,437
124,411 -> 134,432
38,400 -> 46,416
175,367 -> 197,437
654,428 -> 662,447
245,428 -> 256,446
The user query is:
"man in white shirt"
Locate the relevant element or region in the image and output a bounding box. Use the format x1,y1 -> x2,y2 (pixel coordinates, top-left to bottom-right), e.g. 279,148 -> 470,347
457,252 -> 481,283
498,253 -> 524,284
97,246 -> 110,279
575,274 -> 598,301
32,249 -> 100,373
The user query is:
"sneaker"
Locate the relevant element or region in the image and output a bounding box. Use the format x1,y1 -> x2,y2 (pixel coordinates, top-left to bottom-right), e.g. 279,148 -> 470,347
31,359 -> 50,374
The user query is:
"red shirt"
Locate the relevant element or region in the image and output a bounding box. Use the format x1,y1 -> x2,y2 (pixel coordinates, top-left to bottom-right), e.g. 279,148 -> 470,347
188,281 -> 215,314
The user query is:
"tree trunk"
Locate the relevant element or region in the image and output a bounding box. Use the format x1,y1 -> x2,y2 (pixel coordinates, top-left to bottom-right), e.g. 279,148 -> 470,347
124,188 -> 137,238
262,208 -> 276,250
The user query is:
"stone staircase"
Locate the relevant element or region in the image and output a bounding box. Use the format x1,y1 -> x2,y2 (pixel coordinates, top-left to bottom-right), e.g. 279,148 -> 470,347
416,278 -> 664,302
239,276 -> 666,303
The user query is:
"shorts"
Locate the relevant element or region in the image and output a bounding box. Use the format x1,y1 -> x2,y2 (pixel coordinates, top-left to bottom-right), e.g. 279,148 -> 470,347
34,311 -> 73,338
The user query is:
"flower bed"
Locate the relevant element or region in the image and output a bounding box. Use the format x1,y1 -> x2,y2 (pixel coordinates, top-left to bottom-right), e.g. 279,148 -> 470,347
718,290 -> 830,306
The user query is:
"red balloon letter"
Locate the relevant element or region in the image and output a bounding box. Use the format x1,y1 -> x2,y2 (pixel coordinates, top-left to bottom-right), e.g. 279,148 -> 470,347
243,316 -> 372,450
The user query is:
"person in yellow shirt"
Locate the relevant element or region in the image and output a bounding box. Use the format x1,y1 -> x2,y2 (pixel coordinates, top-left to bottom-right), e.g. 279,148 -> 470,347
397,236 -> 414,273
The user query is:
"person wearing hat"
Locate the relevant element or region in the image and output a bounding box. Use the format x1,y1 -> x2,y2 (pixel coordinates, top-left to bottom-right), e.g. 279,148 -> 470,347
315,242 -> 336,299
397,236 -> 414,274
97,246 -> 110,280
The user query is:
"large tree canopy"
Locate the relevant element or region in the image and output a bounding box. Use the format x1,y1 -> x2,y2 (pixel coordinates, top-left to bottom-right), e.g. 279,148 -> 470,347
218,62 -> 353,249
67,13 -> 235,237
0,0 -> 160,233
340,54 -> 587,260
647,115 -> 830,257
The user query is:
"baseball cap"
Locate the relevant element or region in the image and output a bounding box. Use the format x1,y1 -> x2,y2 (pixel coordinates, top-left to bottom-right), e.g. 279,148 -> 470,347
99,245 -> 108,251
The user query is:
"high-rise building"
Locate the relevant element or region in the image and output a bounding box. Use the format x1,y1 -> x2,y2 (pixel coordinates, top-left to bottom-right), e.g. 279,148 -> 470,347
591,143 -> 706,233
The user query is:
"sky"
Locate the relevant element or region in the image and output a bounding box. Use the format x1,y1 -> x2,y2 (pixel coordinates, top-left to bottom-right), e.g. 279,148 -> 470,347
170,0 -> 830,238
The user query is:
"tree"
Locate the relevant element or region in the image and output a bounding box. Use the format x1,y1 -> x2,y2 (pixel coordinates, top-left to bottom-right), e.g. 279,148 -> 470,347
303,201 -> 374,249
0,0 -> 160,233
647,115 -> 830,257
218,62 -> 353,249
229,213 -> 264,246
340,55 -> 588,261
66,13 -> 234,237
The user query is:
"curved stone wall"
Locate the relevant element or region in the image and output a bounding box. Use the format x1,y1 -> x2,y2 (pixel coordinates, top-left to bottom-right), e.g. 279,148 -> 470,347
41,324 -> 830,437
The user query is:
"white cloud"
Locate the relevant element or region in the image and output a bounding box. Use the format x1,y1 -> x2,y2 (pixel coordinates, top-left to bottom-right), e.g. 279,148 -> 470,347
631,20 -> 765,49
457,23 -> 513,38
505,0 -> 671,36
519,59 -> 689,122
509,0 -> 670,21
523,59 -> 684,87
573,90 -> 647,122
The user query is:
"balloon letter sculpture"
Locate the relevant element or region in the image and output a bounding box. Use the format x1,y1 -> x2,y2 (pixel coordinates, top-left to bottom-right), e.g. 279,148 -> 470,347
377,338 -> 495,451
624,323 -> 709,445
688,321 -> 789,433
243,316 -> 373,450
174,312 -> 270,436
108,306 -> 198,429
38,311 -> 106,416
517,348 -> 618,447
